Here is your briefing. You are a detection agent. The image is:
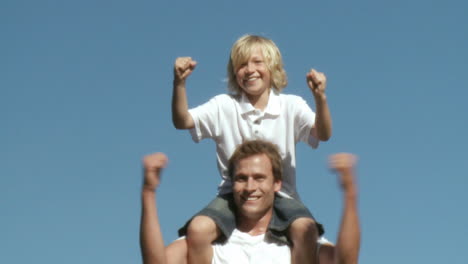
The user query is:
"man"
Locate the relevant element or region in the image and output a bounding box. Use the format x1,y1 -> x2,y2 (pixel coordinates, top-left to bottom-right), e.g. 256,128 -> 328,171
140,140 -> 360,264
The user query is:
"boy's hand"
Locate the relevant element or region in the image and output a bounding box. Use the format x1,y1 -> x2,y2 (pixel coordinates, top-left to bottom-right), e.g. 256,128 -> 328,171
174,57 -> 197,82
306,69 -> 327,100
142,153 -> 168,192
329,153 -> 357,191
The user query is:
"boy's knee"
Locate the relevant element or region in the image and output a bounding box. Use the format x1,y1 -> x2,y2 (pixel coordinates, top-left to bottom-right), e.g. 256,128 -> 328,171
187,216 -> 218,242
289,217 -> 319,240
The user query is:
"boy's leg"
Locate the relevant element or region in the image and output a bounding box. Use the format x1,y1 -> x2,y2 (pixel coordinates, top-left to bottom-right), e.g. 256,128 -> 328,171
270,196 -> 323,264
178,194 -> 236,264
288,217 -> 319,264
186,215 -> 221,264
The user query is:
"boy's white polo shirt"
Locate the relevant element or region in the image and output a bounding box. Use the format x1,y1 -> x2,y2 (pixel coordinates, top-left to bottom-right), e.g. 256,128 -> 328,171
189,90 -> 318,199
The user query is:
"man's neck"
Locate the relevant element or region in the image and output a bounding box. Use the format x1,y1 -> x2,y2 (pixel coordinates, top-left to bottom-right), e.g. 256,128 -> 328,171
236,209 -> 273,236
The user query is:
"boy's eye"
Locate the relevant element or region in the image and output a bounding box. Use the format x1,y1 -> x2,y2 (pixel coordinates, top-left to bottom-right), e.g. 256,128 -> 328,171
236,64 -> 247,71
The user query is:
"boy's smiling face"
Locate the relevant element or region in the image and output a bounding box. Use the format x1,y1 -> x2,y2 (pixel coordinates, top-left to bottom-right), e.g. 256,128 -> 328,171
235,46 -> 272,100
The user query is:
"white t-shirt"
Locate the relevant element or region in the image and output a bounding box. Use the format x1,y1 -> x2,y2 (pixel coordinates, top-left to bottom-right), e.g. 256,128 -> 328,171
211,229 -> 332,264
189,90 -> 318,199
212,229 -> 290,264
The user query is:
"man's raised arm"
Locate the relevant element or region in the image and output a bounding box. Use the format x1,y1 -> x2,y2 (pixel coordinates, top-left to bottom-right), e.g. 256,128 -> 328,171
329,153 -> 361,264
140,153 -> 168,264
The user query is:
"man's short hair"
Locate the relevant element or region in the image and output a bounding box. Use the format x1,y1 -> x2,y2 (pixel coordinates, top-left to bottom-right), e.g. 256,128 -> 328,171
228,140 -> 283,182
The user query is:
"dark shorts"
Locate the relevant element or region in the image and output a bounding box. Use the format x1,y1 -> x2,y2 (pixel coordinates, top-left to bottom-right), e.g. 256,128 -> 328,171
178,193 -> 324,243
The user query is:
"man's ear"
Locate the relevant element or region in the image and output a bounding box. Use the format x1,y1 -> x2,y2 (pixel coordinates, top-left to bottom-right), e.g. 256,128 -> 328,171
274,180 -> 282,192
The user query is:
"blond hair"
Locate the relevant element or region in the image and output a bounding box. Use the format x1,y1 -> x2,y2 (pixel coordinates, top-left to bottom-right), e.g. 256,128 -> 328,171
227,35 -> 287,95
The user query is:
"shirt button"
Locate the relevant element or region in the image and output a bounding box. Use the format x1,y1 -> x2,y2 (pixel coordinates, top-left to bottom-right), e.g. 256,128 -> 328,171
255,130 -> 258,134
254,120 -> 260,124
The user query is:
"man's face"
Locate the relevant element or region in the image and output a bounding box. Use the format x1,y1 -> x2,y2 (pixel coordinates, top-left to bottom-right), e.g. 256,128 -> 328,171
232,154 -> 281,220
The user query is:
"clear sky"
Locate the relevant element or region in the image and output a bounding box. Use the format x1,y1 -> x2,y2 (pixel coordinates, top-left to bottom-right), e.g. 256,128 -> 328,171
2,0 -> 467,263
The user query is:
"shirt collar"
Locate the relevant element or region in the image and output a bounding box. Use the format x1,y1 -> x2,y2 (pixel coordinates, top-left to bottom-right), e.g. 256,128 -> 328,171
239,89 -> 281,116
264,90 -> 281,116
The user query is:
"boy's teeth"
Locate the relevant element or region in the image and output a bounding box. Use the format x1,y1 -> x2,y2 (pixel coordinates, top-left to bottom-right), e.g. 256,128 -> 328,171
247,197 -> 259,201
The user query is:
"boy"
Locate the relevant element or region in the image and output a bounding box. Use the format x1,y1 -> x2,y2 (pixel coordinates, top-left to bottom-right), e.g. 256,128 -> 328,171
172,35 -> 332,264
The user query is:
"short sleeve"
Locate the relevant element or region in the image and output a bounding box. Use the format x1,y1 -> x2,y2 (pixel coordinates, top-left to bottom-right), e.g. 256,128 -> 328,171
188,96 -> 221,142
294,97 -> 319,148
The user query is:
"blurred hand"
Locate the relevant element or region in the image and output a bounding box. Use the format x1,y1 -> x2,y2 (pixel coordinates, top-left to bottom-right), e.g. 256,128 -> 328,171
329,153 -> 357,191
142,153 -> 168,191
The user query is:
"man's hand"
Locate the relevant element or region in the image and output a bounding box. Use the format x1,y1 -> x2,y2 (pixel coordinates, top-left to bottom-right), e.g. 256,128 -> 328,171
328,153 -> 361,264
142,153 -> 168,192
306,69 -> 327,100
329,153 -> 357,191
174,57 -> 197,82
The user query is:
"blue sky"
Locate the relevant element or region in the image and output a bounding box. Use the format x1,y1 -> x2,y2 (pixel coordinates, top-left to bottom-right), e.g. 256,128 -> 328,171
2,0 -> 467,263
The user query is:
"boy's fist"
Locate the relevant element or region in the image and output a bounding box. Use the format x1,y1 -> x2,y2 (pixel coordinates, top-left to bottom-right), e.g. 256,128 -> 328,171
306,69 -> 327,99
174,57 -> 197,82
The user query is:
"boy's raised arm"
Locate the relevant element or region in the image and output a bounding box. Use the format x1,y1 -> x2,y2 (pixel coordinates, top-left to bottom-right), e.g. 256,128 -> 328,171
140,153 -> 168,264
172,57 -> 197,129
307,69 -> 332,141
